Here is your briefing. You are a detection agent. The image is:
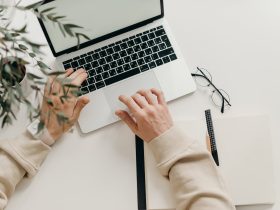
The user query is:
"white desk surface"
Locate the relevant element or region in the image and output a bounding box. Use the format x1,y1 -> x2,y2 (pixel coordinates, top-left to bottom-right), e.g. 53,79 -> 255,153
1,0 -> 279,210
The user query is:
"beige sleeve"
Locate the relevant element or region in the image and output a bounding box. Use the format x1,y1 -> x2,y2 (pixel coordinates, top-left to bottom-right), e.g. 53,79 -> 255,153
0,132 -> 51,210
148,125 -> 236,210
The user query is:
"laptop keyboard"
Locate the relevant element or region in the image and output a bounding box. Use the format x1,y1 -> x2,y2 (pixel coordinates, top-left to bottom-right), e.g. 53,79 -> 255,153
62,26 -> 178,95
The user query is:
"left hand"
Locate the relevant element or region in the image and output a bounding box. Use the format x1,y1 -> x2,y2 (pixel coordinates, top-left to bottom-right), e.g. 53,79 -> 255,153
40,68 -> 89,141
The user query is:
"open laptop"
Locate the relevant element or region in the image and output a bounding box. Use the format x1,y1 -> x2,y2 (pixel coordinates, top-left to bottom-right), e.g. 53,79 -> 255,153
37,0 -> 196,133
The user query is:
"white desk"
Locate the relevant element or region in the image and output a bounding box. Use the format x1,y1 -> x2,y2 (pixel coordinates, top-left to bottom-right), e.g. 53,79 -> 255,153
1,0 -> 279,210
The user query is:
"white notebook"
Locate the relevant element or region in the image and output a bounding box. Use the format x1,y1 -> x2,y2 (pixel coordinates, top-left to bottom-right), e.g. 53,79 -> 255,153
144,115 -> 275,209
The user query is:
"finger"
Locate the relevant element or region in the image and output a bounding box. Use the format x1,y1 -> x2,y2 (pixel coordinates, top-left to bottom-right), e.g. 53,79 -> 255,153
137,89 -> 157,105
151,88 -> 166,105
71,96 -> 90,122
131,93 -> 149,108
115,110 -> 137,133
119,95 -> 141,113
64,68 -> 74,78
71,72 -> 88,86
68,68 -> 86,81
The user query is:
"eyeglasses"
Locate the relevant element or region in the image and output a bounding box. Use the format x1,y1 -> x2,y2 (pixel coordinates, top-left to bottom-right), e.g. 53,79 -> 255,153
191,67 -> 231,113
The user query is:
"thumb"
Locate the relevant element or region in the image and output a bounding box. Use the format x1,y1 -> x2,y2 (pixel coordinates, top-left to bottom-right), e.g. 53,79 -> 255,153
115,110 -> 137,134
72,96 -> 90,121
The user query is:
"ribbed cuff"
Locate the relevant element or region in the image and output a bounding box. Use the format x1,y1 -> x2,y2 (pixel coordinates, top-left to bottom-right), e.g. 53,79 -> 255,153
38,128 -> 55,146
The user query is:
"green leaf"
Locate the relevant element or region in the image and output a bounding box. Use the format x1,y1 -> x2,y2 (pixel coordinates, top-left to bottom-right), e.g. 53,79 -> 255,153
37,121 -> 45,134
47,98 -> 53,106
19,44 -> 28,50
27,73 -> 42,80
29,52 -> 36,58
24,1 -> 43,10
37,61 -> 50,70
40,7 -> 55,14
2,114 -> 12,128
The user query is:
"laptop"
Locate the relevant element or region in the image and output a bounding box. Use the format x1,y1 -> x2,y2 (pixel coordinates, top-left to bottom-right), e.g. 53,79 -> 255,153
37,0 -> 196,133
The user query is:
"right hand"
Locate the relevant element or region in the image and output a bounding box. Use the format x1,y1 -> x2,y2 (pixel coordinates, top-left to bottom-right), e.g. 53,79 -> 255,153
115,88 -> 173,142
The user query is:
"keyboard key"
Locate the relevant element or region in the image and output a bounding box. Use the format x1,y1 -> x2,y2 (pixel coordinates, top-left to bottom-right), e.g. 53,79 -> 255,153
105,55 -> 113,63
116,66 -> 124,74
133,45 -> 141,52
64,63 -> 71,70
87,51 -> 94,55
113,45 -> 121,52
117,59 -> 124,66
140,64 -> 149,72
98,58 -> 106,65
101,46 -> 108,50
144,56 -> 152,63
123,64 -> 131,71
109,69 -> 117,76
126,48 -> 134,55
140,43 -> 148,50
155,29 -> 166,37
81,87 -> 89,94
130,61 -> 138,68
148,40 -> 155,47
134,37 -> 141,44
163,56 -> 171,63
137,58 -> 145,66
89,69 -> 96,77
124,56 -> 131,63
92,53 -> 100,60
141,35 -> 148,41
136,33 -> 143,37
102,72 -> 110,79
81,80 -> 88,87
138,51 -> 145,58
152,46 -> 159,53
170,54 -> 177,61
127,40 -> 135,47
63,59 -> 72,65
91,61 -> 99,68
73,56 -> 80,60
96,67 -> 103,74
71,61 -> 79,68
154,37 -> 162,44
100,50 -> 107,57
120,50 -> 127,57
108,43 -> 115,47
151,53 -> 159,60
158,48 -> 174,58
84,63 -> 92,71
106,48 -> 114,55
95,48 -> 101,53
143,31 -> 149,35
95,74 -> 102,82
103,64 -> 110,71
85,55 -> 93,63
156,59 -> 164,66
96,81 -> 105,89
110,61 -> 117,68
148,32 -> 155,39
120,43 -> 128,50
161,35 -> 171,47
157,25 -> 163,29
122,38 -> 129,42
88,77 -> 95,84
88,84 -> 96,92
81,54 -> 87,58
112,53 -> 120,60
159,43 -> 167,50
104,67 -> 141,86
131,53 -> 138,61
145,48 -> 152,55
148,61 -> 156,69
78,58 -> 86,65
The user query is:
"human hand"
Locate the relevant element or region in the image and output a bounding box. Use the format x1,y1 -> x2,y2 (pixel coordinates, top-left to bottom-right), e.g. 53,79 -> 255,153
115,88 -> 173,142
40,68 -> 89,141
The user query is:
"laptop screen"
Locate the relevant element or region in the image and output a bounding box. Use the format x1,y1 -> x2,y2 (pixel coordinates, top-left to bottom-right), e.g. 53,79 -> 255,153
38,0 -> 162,56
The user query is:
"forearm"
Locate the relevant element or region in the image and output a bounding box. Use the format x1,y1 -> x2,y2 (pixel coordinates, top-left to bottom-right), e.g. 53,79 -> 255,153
148,125 -> 236,210
0,132 -> 51,210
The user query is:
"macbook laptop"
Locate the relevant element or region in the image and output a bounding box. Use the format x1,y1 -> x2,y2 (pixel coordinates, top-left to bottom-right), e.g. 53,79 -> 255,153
37,0 -> 196,133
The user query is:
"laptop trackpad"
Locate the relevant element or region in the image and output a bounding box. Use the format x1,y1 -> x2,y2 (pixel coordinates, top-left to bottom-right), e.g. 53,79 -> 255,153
104,71 -> 161,114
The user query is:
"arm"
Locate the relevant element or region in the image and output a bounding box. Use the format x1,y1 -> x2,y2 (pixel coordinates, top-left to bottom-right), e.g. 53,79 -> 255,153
116,88 -> 235,210
0,68 -> 89,210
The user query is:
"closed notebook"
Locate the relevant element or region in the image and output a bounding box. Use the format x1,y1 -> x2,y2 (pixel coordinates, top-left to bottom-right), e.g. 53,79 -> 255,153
144,115 -> 275,209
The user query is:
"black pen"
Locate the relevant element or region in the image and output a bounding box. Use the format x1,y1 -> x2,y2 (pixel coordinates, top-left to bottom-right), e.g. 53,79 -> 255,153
205,109 -> 220,166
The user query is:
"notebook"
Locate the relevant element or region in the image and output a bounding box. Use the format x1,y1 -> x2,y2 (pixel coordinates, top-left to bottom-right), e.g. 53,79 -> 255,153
144,115 -> 275,209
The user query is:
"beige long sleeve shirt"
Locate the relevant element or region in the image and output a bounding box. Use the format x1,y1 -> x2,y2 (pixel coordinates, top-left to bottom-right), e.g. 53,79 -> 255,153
0,125 -> 235,210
